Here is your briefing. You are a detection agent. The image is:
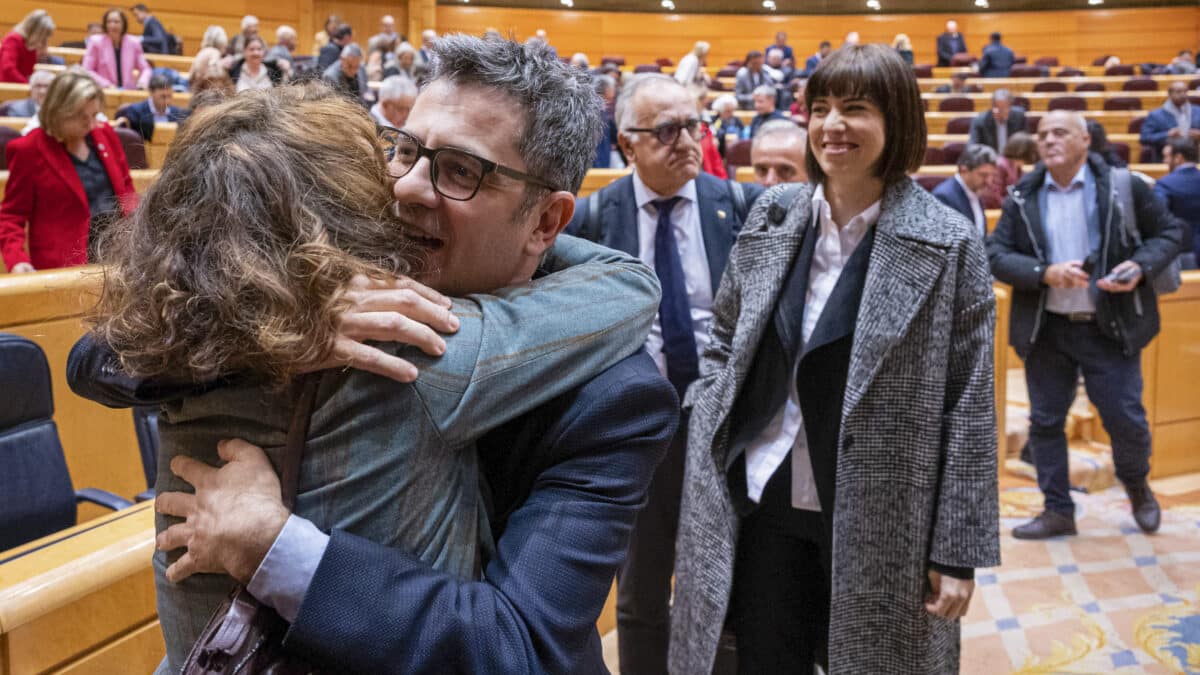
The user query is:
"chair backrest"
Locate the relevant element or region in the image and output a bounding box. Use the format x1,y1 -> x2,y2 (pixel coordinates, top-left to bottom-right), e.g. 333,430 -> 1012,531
1025,114 -> 1041,133
1032,81 -> 1067,93
1058,67 -> 1085,77
942,141 -> 967,165
0,334 -> 77,551
1139,144 -> 1157,163
938,96 -> 975,112
1122,77 -> 1158,91
946,116 -> 973,134
633,64 -> 662,74
601,56 -> 626,66
1047,96 -> 1086,111
0,126 -> 20,171
132,408 -> 159,490
923,146 -> 946,165
964,84 -> 984,93
726,59 -> 743,67
1127,116 -> 1145,134
1075,82 -> 1106,92
1010,65 -> 1044,78
1104,96 -> 1142,111
1108,142 -> 1130,164
1013,96 -> 1032,110
113,126 -> 148,170
1035,56 -> 1060,67
717,66 -> 739,78
655,57 -> 673,68
1104,64 -> 1135,76
915,174 -> 948,192
1092,55 -> 1112,66
707,79 -> 726,91
950,53 -> 976,67
912,64 -> 933,78
725,139 -> 752,167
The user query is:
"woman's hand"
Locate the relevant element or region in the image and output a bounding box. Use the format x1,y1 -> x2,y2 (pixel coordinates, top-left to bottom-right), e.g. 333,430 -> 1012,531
925,570 -> 975,620
308,274 -> 460,383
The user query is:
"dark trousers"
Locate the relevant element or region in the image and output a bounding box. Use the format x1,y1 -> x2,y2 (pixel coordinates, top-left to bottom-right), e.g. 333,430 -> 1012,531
616,415 -> 687,675
1024,314 -> 1152,516
731,452 -> 830,673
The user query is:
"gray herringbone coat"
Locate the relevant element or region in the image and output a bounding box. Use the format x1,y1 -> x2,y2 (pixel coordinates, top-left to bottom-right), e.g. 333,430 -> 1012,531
669,180 -> 1001,674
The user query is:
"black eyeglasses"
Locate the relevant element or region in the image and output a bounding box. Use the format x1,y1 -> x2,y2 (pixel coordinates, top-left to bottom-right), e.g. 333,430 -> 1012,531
377,126 -> 559,201
624,118 -> 704,146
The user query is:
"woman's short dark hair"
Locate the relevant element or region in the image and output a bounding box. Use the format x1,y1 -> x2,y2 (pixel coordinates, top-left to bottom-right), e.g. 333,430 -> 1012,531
804,43 -> 926,186
102,8 -> 128,37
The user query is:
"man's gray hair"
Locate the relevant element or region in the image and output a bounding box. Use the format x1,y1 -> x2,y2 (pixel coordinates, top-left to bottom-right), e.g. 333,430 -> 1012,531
341,43 -> 363,59
430,33 -> 603,195
240,14 -> 258,30
615,73 -> 683,134
958,143 -> 999,170
593,74 -> 616,97
752,119 -> 807,151
397,41 -> 416,57
712,94 -> 738,114
378,75 -> 417,101
752,84 -> 776,98
275,25 -> 296,43
992,88 -> 1012,103
29,69 -> 55,86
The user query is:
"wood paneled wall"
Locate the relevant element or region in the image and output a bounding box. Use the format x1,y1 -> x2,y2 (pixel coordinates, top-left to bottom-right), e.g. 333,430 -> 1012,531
437,5 -> 1200,70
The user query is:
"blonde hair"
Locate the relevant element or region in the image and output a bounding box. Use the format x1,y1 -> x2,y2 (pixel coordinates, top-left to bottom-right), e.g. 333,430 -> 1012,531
692,41 -> 710,57
39,71 -> 103,140
14,10 -> 55,50
893,33 -> 912,51
201,25 -> 228,51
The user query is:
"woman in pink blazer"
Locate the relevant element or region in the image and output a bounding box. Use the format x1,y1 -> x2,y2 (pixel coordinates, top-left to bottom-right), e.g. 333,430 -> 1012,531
82,9 -> 152,89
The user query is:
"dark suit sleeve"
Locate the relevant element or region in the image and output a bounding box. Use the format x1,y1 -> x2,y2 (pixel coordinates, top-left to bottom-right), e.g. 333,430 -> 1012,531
1140,111 -> 1172,148
66,332 -> 223,408
284,364 -> 679,675
142,18 -> 167,54
986,195 -> 1045,291
1129,176 -> 1184,278
967,115 -> 984,146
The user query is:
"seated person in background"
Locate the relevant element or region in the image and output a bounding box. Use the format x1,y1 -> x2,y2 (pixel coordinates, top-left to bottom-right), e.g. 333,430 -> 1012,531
978,32 -> 1015,78
735,50 -> 770,110
229,36 -> 285,92
969,88 -> 1026,152
365,43 -> 399,82
369,74 -> 416,128
317,23 -> 352,71
323,43 -> 371,105
983,131 -> 1038,209
1087,119 -> 1126,168
1141,81 -> 1200,161
265,25 -> 297,77
83,8 -> 152,89
189,26 -> 229,83
0,71 -> 137,274
711,93 -> 743,158
747,84 -> 785,138
1166,50 -> 1197,75
804,40 -> 830,76
395,42 -> 419,80
935,72 -> 972,94
765,31 -> 793,63
592,74 -> 621,168
1,9 -> 54,84
892,33 -> 914,65
73,39 -> 667,672
937,19 -> 967,67
115,73 -> 188,141
1155,137 -> 1200,268
4,69 -> 53,117
226,14 -> 259,57
750,118 -> 807,187
130,4 -> 169,55
789,78 -> 808,124
933,143 -> 998,238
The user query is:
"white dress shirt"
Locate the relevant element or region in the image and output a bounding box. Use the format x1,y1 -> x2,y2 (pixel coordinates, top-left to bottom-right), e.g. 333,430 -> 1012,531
954,172 -> 986,235
631,171 -> 714,379
743,185 -> 880,509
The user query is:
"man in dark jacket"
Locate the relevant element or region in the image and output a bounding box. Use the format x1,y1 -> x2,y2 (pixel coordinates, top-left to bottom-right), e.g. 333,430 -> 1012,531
131,3 -> 169,54
987,110 -> 1184,540
978,32 -> 1015,78
115,73 -> 188,141
969,89 -> 1027,152
936,19 -> 967,67
1154,136 -> 1200,268
317,23 -> 353,71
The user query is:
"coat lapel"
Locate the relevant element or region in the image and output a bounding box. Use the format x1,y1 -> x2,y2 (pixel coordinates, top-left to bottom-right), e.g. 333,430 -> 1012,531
696,175 -> 735,292
843,183 -> 950,417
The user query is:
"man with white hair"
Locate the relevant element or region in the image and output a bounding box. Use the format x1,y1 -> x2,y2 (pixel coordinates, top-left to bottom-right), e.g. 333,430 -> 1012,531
989,109 -> 1184,540
4,69 -> 53,117
371,14 -> 398,49
567,72 -> 763,675
570,52 -> 589,69
266,25 -> 297,73
747,84 -> 786,138
323,43 -> 371,105
227,14 -> 259,57
937,19 -> 967,66
370,75 -> 417,128
750,119 -> 807,187
416,28 -> 437,66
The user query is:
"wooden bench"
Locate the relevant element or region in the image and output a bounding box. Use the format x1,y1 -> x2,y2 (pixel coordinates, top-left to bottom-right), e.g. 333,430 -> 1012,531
0,83 -> 191,121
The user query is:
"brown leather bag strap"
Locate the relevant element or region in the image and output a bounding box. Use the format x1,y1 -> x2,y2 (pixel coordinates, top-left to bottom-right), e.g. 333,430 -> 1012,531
279,374 -> 321,512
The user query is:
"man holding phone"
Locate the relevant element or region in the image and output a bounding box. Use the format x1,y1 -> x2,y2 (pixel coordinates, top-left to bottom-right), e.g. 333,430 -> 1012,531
987,110 -> 1184,540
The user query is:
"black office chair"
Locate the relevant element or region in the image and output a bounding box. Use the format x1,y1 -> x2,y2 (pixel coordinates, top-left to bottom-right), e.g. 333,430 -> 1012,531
132,407 -> 159,501
0,334 -> 133,552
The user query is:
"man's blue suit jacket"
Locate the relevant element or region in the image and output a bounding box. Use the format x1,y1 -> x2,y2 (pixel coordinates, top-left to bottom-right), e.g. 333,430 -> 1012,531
805,54 -> 821,75
121,99 -> 189,142
932,175 -> 983,237
283,351 -> 678,674
1153,165 -> 1200,257
141,16 -> 169,54
565,172 -> 764,294
1140,107 -> 1200,151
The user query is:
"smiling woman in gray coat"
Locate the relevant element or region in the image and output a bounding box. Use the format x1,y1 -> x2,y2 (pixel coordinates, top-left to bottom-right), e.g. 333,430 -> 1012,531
670,44 -> 1001,674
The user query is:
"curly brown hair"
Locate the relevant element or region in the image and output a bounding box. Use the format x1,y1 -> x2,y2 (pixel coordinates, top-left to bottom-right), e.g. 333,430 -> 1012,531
90,83 -> 417,384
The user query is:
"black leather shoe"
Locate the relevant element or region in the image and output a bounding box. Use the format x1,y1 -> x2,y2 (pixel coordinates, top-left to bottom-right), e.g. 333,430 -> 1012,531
1012,510 -> 1077,540
1125,483 -> 1161,534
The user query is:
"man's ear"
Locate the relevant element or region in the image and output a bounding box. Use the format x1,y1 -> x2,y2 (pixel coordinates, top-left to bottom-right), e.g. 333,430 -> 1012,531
524,190 -> 576,257
617,132 -> 636,165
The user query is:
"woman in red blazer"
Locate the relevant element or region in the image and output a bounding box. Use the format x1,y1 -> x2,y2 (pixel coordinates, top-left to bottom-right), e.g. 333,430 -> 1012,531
0,72 -> 137,273
0,10 -> 55,84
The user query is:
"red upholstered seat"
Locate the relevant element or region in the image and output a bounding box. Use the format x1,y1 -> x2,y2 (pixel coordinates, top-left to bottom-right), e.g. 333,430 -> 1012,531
1127,117 -> 1145,134
1075,82 -> 1106,92
1035,56 -> 1060,67
938,96 -> 975,112
951,53 -> 976,67
725,139 -> 752,167
634,64 -> 662,73
1025,115 -> 1041,133
942,141 -> 966,165
1033,81 -> 1067,93
1104,97 -> 1142,111
1047,96 -> 1086,111
1108,142 -> 1130,163
923,146 -> 946,165
717,67 -> 738,78
113,126 -> 148,170
1122,78 -> 1158,91
915,174 -> 948,192
1058,67 -> 1085,77
912,64 -> 933,78
601,55 -> 625,66
1013,96 -> 1032,110
1010,65 -> 1044,78
946,117 -> 973,134
1104,64 -> 1135,77
655,57 -> 674,67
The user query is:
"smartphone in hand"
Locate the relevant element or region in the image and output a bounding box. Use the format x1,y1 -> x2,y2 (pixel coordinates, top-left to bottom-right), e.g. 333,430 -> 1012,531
1104,266 -> 1140,284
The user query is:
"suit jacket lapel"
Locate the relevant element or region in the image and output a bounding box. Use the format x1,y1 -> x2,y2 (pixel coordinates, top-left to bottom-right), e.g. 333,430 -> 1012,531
605,176 -> 640,257
696,175 -> 736,292
844,184 -> 949,417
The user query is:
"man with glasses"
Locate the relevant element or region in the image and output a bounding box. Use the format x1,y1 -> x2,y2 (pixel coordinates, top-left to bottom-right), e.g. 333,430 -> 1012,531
567,72 -> 763,675
71,35 -> 678,673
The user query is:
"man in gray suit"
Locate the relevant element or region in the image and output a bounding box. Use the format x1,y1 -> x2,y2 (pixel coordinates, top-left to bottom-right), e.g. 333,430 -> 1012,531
3,70 -> 52,118
735,50 -> 771,110
969,89 -> 1027,152
322,43 -> 372,105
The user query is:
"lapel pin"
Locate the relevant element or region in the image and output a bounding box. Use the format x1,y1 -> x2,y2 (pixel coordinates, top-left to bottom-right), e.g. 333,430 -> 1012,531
97,143 -> 105,151
717,209 -> 727,219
